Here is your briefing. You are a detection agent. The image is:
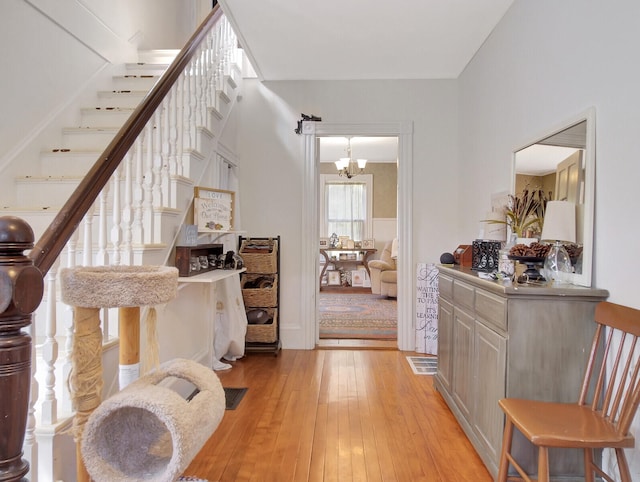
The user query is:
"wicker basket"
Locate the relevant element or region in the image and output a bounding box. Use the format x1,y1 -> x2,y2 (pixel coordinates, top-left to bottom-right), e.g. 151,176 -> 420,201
246,308 -> 278,343
241,274 -> 278,307
240,239 -> 278,274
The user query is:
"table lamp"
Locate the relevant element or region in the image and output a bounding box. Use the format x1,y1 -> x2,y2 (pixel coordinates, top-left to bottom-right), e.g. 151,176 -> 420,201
541,200 -> 576,284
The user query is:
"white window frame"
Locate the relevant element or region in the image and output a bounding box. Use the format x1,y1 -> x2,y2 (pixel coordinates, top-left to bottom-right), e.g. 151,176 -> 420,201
319,174 -> 373,241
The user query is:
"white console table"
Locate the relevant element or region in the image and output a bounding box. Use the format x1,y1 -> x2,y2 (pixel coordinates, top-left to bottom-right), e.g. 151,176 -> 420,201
178,268 -> 247,370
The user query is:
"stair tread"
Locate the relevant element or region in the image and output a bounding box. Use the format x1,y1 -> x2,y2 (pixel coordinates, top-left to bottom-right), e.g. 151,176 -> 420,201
80,106 -> 135,112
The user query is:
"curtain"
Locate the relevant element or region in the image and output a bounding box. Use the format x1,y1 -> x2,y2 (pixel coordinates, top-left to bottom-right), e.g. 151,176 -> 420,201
325,182 -> 366,239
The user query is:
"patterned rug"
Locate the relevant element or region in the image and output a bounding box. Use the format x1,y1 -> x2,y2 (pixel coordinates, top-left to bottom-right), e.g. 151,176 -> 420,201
319,292 -> 397,339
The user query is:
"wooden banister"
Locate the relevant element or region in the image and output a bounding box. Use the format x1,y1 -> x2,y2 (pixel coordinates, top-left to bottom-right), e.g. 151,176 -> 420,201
29,5 -> 222,275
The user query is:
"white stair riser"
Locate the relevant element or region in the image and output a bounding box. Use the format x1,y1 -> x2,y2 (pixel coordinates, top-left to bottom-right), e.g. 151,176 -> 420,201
112,75 -> 159,91
96,91 -> 146,108
80,108 -> 133,128
40,152 -> 101,176
62,128 -> 118,150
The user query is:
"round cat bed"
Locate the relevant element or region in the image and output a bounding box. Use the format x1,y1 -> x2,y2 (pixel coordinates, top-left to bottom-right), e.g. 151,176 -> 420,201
81,358 -> 225,482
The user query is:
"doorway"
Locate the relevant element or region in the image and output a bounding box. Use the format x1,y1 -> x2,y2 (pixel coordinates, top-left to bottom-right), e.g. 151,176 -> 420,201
299,121 -> 414,351
317,136 -> 398,344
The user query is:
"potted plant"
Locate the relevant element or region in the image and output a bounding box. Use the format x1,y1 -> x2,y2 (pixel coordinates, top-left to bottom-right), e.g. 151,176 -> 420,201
488,187 -> 550,239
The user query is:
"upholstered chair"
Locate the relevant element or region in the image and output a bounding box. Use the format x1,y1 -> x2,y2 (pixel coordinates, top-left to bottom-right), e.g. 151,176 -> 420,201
368,239 -> 397,298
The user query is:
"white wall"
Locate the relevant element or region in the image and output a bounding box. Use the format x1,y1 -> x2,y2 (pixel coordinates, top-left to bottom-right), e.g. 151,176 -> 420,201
458,0 -> 640,475
0,0 -> 198,196
235,79 -> 458,348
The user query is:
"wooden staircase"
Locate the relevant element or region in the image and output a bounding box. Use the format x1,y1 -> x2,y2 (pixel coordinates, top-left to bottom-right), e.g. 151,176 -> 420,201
0,17 -> 244,479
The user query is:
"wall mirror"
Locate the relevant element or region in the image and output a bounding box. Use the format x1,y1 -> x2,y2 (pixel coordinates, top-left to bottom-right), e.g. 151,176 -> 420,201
513,108 -> 595,287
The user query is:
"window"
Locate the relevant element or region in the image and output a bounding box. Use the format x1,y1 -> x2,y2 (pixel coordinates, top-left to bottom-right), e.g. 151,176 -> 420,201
320,174 -> 373,240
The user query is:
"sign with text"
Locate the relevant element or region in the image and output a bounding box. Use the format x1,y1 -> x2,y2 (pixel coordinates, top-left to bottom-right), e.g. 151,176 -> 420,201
415,263 -> 439,355
194,187 -> 235,232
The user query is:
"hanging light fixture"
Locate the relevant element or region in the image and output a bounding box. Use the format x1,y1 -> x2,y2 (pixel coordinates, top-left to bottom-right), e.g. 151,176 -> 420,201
335,137 -> 367,178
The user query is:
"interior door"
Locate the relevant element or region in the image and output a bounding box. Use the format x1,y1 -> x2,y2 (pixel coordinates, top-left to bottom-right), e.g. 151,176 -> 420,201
554,150 -> 583,203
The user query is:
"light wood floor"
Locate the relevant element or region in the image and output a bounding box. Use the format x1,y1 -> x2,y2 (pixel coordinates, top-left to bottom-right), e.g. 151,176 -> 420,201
185,349 -> 492,481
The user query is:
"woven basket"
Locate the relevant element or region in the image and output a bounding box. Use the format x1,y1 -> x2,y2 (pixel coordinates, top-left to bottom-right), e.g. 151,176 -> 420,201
246,308 -> 278,343
240,239 -> 278,274
241,274 -> 278,307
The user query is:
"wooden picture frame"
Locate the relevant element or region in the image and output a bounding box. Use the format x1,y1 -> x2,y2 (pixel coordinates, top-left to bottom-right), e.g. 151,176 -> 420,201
194,187 -> 235,232
351,269 -> 366,287
327,271 -> 341,286
362,239 -> 375,249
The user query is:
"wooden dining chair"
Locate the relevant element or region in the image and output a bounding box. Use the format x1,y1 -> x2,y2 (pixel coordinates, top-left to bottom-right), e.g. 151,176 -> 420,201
497,301 -> 640,482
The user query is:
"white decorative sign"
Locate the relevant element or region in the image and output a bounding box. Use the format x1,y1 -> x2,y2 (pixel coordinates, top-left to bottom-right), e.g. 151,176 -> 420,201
194,187 -> 235,232
415,263 -> 439,355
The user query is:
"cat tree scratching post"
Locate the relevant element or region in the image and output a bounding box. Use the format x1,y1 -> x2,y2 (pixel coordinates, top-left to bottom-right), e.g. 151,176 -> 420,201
60,265 -> 178,482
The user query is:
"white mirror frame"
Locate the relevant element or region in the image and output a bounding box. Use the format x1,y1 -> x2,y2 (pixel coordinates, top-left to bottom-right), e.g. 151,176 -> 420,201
512,107 -> 595,287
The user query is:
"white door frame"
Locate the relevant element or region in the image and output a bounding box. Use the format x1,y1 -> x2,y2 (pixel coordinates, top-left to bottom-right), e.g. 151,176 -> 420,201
301,121 -> 414,350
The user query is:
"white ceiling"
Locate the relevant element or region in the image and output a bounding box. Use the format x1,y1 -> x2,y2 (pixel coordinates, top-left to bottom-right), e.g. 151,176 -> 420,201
219,0 -> 515,81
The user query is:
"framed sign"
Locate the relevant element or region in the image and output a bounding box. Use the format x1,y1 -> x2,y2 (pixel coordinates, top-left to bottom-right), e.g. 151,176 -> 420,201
362,239 -> 375,249
351,269 -> 366,287
319,237 -> 330,249
327,271 -> 341,286
194,187 -> 234,232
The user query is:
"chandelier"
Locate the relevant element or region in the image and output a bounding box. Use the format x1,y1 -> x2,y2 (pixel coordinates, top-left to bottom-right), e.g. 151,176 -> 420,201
335,137 -> 367,179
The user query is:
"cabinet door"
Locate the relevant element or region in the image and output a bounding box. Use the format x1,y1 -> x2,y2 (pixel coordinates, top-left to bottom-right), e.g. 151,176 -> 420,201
452,306 -> 474,420
436,297 -> 454,393
473,320 -> 506,464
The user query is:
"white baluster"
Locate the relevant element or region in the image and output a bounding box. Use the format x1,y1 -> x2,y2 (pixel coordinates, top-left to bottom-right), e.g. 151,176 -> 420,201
83,203 -> 95,266
24,322 -> 38,482
194,51 -> 204,131
41,260 -> 59,425
189,59 -> 198,149
95,184 -> 109,266
110,165 -> 122,266
62,229 -> 80,414
183,69 -> 193,152
168,87 -> 179,178
122,151 -> 133,265
176,75 -> 185,176
132,136 -> 145,246
143,123 -> 155,244
152,110 -> 163,212
160,96 -> 171,208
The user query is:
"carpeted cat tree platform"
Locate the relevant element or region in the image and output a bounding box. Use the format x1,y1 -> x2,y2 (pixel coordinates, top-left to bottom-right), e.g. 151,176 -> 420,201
60,265 -> 224,482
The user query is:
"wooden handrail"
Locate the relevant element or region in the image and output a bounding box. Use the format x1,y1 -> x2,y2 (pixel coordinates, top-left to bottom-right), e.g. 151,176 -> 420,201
28,5 -> 223,275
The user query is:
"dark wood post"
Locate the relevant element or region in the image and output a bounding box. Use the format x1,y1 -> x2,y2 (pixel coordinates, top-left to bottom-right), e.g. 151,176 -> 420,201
0,216 -> 44,481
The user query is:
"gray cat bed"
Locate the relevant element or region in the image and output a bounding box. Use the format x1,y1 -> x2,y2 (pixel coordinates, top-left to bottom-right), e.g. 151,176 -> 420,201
81,358 -> 225,482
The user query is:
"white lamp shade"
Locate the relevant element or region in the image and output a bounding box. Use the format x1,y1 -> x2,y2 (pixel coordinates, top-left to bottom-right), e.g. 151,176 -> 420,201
357,159 -> 367,169
335,158 -> 349,170
541,201 -> 576,243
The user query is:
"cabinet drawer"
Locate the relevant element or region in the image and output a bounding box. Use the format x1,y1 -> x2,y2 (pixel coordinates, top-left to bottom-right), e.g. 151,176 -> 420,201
439,273 -> 453,301
475,289 -> 507,332
453,280 -> 475,311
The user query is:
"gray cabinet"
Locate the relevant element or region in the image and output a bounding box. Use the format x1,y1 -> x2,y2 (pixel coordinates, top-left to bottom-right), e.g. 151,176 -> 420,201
434,266 -> 608,478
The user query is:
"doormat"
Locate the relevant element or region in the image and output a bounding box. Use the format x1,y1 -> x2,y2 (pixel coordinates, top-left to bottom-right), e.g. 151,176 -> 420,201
224,387 -> 248,410
406,356 -> 438,375
187,387 -> 248,410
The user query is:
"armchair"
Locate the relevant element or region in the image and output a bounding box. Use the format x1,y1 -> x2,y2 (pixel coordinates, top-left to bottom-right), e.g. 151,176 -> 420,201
368,239 -> 397,298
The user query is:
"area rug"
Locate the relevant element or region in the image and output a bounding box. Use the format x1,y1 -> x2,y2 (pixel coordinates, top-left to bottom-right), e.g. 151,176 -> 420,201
319,292 -> 397,339
406,356 -> 438,375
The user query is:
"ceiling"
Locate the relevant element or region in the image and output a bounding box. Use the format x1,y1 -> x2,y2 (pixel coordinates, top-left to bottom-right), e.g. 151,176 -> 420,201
219,0 -> 515,81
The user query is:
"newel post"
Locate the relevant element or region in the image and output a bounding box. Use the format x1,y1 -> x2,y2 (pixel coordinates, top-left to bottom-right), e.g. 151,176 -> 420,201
0,216 -> 44,481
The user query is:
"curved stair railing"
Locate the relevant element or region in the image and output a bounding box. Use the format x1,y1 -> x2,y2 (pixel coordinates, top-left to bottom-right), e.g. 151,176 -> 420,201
0,5 -> 240,481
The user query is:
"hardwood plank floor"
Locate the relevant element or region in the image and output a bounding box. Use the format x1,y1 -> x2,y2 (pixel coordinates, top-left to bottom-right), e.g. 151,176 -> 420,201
185,349 -> 492,481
